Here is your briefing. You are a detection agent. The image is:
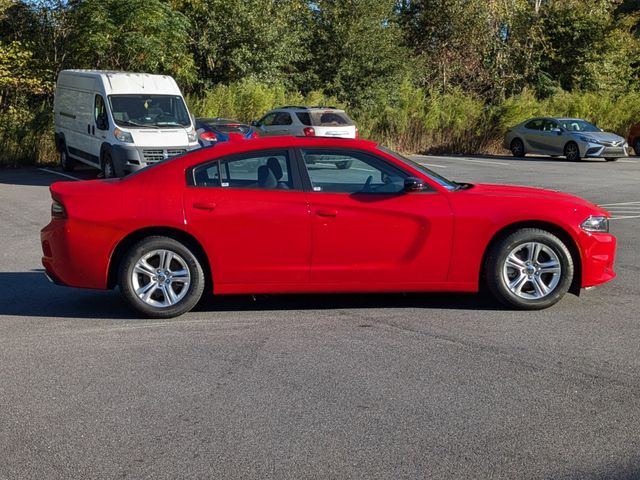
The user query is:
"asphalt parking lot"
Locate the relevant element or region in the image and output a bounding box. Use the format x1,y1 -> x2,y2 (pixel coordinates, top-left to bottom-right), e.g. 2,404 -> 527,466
1,154 -> 639,479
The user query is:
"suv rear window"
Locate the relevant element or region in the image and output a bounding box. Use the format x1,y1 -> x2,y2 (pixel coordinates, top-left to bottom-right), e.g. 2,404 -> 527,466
296,111 -> 353,127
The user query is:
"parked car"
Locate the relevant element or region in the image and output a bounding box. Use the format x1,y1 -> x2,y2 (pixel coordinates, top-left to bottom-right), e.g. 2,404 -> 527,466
54,70 -> 200,178
195,117 -> 257,147
626,123 -> 640,155
41,137 -> 616,318
252,106 -> 358,169
252,106 -> 357,139
504,117 -> 629,162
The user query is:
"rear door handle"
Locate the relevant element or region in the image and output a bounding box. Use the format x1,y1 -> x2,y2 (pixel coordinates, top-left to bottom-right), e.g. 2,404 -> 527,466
193,202 -> 217,211
316,209 -> 338,217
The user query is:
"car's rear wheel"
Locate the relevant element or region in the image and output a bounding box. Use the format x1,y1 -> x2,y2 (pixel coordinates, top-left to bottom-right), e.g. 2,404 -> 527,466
485,228 -> 574,310
510,138 -> 525,157
634,139 -> 640,156
564,142 -> 581,162
60,145 -> 75,172
119,236 -> 205,318
336,161 -> 353,169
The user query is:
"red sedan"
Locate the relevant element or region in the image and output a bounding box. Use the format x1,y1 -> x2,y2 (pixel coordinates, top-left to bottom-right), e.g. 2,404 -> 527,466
41,137 -> 616,318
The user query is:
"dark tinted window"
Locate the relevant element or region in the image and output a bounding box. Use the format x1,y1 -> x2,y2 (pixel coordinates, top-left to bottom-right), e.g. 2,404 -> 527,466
193,151 -> 292,190
94,94 -> 108,130
542,119 -> 559,131
272,112 -> 293,126
525,119 -> 543,131
301,149 -> 408,194
296,112 -> 312,126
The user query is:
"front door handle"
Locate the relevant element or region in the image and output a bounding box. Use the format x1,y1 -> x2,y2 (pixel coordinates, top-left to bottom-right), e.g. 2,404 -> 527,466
316,209 -> 338,217
193,202 -> 217,211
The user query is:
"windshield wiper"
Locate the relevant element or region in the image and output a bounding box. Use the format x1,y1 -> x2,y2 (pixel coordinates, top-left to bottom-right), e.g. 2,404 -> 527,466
118,120 -> 158,128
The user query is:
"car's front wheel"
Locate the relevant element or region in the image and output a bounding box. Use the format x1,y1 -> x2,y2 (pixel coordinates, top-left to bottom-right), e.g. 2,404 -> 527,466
485,228 -> 574,310
119,236 -> 205,318
564,142 -> 581,162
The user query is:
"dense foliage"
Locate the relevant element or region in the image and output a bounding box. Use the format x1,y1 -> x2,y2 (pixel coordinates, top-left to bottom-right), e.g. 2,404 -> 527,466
2,0 -> 640,164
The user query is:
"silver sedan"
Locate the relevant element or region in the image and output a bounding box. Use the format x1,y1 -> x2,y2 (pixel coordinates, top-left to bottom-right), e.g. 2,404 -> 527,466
504,117 -> 629,162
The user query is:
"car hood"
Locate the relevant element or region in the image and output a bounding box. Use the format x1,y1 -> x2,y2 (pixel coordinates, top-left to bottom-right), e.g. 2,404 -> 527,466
568,131 -> 625,144
467,183 -> 605,212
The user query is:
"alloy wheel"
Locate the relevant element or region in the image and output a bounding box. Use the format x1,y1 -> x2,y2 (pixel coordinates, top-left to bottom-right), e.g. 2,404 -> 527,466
131,249 -> 191,308
501,242 -> 561,300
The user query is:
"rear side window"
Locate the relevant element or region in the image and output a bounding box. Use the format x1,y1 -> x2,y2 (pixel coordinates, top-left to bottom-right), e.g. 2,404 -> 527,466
193,151 -> 293,190
525,119 -> 543,131
296,112 -> 312,126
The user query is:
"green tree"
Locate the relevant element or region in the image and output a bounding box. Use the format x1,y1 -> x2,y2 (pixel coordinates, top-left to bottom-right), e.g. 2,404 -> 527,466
172,0 -> 310,88
69,0 -> 196,86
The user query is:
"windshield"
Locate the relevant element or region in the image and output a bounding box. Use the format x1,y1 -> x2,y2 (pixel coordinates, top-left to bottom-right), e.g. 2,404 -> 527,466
558,119 -> 600,132
109,94 -> 191,128
377,146 -> 459,191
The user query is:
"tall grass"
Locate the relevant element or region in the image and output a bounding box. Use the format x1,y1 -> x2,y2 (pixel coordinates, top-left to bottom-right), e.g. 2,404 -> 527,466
3,81 -> 640,166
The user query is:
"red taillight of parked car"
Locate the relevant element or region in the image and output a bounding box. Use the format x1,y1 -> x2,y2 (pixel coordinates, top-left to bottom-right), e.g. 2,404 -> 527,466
51,199 -> 67,219
303,127 -> 316,137
200,131 -> 217,142
251,131 -> 259,138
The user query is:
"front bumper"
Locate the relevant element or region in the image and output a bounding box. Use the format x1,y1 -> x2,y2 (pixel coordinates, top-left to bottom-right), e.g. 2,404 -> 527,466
111,144 -> 198,176
581,143 -> 629,159
578,231 -> 617,288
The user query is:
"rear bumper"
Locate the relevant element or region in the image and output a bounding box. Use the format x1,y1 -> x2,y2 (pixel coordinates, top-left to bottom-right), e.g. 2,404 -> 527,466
41,218 -> 112,290
579,231 -> 617,288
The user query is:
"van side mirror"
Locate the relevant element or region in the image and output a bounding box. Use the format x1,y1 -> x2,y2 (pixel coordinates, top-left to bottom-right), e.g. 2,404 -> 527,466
404,177 -> 425,192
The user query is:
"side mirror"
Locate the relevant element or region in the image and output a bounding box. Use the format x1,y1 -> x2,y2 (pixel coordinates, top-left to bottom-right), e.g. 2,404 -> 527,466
251,120 -> 260,127
404,177 -> 425,192
551,127 -> 562,135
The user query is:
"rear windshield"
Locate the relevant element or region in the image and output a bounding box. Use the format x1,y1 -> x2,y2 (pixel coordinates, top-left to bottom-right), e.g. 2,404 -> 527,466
296,111 -> 354,127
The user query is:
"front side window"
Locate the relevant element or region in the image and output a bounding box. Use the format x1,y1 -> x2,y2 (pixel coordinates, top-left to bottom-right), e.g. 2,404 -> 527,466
259,113 -> 277,126
108,94 -> 191,128
94,94 -> 108,130
193,151 -> 292,190
272,112 -> 293,126
542,120 -> 559,131
301,149 -> 409,194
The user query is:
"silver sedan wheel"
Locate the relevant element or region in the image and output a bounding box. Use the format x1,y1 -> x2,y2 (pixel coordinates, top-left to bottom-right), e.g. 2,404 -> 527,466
502,242 -> 561,300
565,143 -> 579,161
131,249 -> 191,308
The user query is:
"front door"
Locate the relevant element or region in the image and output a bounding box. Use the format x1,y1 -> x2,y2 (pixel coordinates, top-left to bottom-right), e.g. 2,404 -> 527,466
298,148 -> 454,287
184,149 -> 311,292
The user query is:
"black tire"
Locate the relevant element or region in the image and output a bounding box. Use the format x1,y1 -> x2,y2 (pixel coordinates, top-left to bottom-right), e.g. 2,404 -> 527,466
510,138 -> 525,157
336,160 -> 353,170
634,139 -> 640,156
60,144 -> 75,172
118,236 -> 206,318
484,228 -> 574,310
564,141 -> 581,162
604,157 -> 619,162
102,152 -> 115,178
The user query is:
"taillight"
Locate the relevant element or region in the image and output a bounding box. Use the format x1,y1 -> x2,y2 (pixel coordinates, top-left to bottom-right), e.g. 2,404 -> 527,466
200,131 -> 217,142
250,131 -> 259,138
303,127 -> 316,137
51,199 -> 66,219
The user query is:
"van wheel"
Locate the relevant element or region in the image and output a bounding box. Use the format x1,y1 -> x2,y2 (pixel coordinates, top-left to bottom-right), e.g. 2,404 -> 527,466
60,146 -> 75,172
102,153 -> 115,178
118,236 -> 205,318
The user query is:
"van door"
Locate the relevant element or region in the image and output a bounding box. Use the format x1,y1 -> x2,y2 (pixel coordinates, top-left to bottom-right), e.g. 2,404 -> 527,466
89,94 -> 109,165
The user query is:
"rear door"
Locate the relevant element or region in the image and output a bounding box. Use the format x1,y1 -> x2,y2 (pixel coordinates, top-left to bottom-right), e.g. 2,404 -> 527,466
297,148 -> 453,287
184,149 -> 311,291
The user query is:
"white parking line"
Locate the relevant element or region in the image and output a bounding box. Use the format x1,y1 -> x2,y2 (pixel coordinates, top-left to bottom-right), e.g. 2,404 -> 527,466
418,163 -> 449,168
38,168 -> 80,181
412,155 -> 509,167
457,158 -> 510,166
611,215 -> 640,220
617,159 -> 640,163
600,201 -> 640,206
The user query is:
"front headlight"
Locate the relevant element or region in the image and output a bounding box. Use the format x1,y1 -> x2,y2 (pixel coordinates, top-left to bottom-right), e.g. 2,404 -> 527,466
187,128 -> 197,143
114,128 -> 133,143
580,215 -> 609,233
579,135 -> 596,144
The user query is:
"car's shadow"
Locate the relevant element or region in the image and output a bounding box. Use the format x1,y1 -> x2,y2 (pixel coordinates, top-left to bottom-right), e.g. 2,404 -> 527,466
0,271 -> 504,320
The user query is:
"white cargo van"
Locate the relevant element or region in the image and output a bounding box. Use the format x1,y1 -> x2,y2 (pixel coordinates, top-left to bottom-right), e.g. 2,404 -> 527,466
54,70 -> 199,177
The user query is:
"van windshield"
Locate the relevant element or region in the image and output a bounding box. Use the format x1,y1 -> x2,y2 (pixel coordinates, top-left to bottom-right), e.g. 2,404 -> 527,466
108,95 -> 191,128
